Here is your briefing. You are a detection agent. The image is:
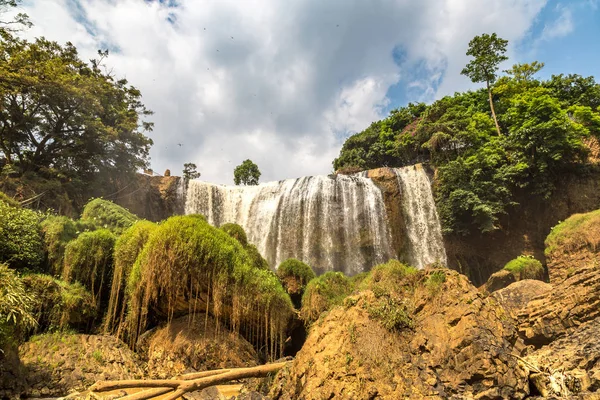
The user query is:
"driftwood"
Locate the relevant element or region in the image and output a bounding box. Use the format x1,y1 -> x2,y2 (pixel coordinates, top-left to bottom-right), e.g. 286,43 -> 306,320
89,361 -> 289,400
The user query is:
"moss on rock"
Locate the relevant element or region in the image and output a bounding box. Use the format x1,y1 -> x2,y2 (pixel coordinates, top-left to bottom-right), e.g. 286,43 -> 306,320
300,271 -> 353,325
503,255 -> 544,280
81,198 -> 139,234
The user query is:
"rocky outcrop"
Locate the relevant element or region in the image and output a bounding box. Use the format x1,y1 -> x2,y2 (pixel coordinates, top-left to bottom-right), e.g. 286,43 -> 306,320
517,266 -> 600,347
140,314 -> 258,379
270,270 -> 529,399
18,334 -> 143,397
491,279 -> 552,315
482,269 -> 517,293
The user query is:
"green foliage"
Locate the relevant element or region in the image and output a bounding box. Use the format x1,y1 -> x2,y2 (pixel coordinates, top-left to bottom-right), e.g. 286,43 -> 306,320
40,215 -> 96,275
359,259 -> 417,297
0,200 -> 43,270
220,223 -> 248,246
0,191 -> 19,207
503,255 -> 544,280
81,198 -> 138,234
244,243 -> 270,271
300,271 -> 353,325
0,264 -> 36,348
21,274 -> 96,334
545,209 -> 600,256
62,229 -> 116,308
183,162 -> 201,184
0,35 -> 153,196
366,295 -> 413,332
461,33 -> 508,86
234,159 -> 261,186
424,270 -> 447,293
105,220 -> 156,335
277,258 -> 316,293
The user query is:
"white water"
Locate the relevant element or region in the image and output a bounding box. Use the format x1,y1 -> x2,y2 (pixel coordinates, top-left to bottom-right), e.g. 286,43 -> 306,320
393,164 -> 447,269
185,174 -> 395,275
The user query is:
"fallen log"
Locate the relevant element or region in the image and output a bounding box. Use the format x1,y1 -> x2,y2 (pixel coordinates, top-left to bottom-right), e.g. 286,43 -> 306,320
90,361 -> 289,400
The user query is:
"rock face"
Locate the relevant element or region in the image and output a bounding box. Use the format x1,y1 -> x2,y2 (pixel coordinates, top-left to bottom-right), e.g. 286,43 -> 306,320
141,314 -> 259,379
517,266 -> 600,347
270,271 -> 529,399
491,279 -> 552,315
18,334 -> 143,397
482,269 -> 517,293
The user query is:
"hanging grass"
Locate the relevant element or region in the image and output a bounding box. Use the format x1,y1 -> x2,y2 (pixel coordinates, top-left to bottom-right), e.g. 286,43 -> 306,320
504,255 -> 544,280
127,215 -> 293,360
245,244 -> 270,270
0,200 -> 44,271
62,229 -> 116,313
21,274 -> 96,335
300,271 -> 353,325
40,216 -> 97,276
104,220 -> 157,338
277,258 -> 316,309
81,198 -> 139,235
0,264 -> 36,349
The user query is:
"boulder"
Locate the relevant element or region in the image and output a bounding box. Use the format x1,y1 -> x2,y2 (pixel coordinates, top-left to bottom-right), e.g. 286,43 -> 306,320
482,269 -> 517,293
517,267 -> 600,347
491,279 -> 552,315
142,314 -> 258,379
270,270 -> 529,399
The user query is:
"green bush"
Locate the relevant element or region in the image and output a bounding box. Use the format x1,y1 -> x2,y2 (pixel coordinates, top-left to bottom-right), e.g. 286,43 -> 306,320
245,243 -> 270,270
0,191 -> 20,208
504,255 -> 544,280
220,223 -> 248,246
0,264 -> 36,348
62,229 -> 116,309
277,258 -> 316,295
105,220 -> 156,335
128,215 -> 293,359
21,274 -> 96,334
545,209 -> 600,257
81,198 -> 138,234
300,271 -> 353,325
40,216 -> 96,275
359,259 -> 418,297
0,201 -> 44,270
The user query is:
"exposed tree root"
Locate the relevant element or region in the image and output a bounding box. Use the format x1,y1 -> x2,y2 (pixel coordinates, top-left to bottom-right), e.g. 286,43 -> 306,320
89,361 -> 289,400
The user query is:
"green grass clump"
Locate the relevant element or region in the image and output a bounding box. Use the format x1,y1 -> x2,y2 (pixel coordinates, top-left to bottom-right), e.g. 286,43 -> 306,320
0,201 -> 44,270
277,258 -> 316,295
62,229 -> 116,309
128,215 -> 293,360
81,198 -> 139,235
105,220 -> 156,336
0,191 -> 20,208
0,264 -> 36,349
366,295 -> 413,332
424,270 -> 447,293
504,255 -> 544,280
300,271 -> 353,325
359,259 -> 418,297
22,274 -> 96,334
220,223 -> 248,246
545,209 -> 600,257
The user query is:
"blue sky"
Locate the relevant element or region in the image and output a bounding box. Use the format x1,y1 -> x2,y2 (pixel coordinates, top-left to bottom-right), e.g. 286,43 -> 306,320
16,0 -> 600,184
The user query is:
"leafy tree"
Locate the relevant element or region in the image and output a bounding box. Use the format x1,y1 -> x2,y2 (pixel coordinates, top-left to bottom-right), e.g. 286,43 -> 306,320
0,36 -> 153,197
234,159 -> 261,186
461,33 -> 508,136
183,162 -> 200,185
0,0 -> 31,34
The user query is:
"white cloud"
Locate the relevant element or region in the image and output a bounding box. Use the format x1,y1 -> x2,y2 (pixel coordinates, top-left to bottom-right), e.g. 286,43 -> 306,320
17,0 -> 548,184
540,5 -> 574,41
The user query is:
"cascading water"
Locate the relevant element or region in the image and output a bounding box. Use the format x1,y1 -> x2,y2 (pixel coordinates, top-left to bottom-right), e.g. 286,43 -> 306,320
393,164 -> 447,269
185,174 -> 395,275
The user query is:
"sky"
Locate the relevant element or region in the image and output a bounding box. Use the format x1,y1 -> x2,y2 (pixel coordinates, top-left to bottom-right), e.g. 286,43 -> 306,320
14,0 -> 600,184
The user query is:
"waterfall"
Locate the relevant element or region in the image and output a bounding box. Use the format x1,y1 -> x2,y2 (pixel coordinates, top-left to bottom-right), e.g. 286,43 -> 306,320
185,174 -> 395,275
393,164 -> 447,269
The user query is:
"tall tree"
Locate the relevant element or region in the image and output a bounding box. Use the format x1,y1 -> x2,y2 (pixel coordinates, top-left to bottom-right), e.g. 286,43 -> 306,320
461,33 -> 508,136
183,162 -> 200,186
234,159 -> 261,186
0,0 -> 31,34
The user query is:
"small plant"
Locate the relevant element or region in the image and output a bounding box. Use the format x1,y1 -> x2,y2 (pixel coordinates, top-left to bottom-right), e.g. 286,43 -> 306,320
367,295 -> 413,332
504,255 -> 544,280
348,322 -> 357,344
92,349 -> 103,363
300,271 -> 353,325
425,270 -> 446,293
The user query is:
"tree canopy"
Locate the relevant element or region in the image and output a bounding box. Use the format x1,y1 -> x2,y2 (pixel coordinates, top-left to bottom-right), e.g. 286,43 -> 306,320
234,159 -> 261,186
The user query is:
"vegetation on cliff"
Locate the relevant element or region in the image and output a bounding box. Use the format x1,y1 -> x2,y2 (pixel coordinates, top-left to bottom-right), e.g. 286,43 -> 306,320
0,264 -> 36,349
300,271 -> 353,324
0,199 -> 43,270
334,34 -> 600,236
81,199 -> 139,234
545,209 -> 600,256
503,255 -> 544,280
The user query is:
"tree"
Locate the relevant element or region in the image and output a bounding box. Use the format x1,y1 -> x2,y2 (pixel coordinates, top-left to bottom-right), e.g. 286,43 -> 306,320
183,162 -> 200,185
0,36 -> 153,193
461,33 -> 508,136
233,159 -> 260,186
0,0 -> 31,34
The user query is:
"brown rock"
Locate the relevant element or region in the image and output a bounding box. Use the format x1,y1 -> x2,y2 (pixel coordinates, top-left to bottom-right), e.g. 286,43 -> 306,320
517,266 -> 600,347
482,269 -> 517,293
491,279 -> 552,315
270,270 -> 529,399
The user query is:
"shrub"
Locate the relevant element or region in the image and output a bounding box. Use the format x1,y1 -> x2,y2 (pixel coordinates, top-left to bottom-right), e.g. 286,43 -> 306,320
81,198 -> 138,234
545,209 -> 600,257
504,255 -> 544,280
277,258 -> 316,297
424,269 -> 447,293
245,243 -> 270,270
0,191 -> 20,208
0,201 -> 44,270
359,259 -> 418,297
128,215 -> 293,360
105,220 -> 156,336
40,216 -> 96,275
220,223 -> 248,246
0,264 -> 36,348
62,229 -> 116,309
21,274 -> 96,334
300,271 -> 353,325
